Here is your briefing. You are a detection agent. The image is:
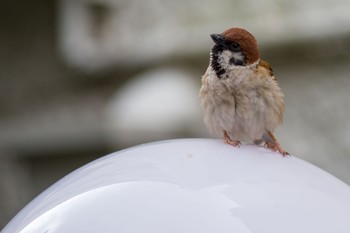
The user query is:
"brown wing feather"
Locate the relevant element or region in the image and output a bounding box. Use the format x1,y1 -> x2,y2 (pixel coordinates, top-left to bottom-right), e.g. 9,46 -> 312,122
259,60 -> 276,81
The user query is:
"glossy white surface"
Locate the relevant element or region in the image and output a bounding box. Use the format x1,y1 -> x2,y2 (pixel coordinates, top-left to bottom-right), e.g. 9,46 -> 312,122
3,139 -> 350,233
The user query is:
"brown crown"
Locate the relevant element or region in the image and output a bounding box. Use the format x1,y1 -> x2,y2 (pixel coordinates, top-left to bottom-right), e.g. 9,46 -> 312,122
222,27 -> 260,64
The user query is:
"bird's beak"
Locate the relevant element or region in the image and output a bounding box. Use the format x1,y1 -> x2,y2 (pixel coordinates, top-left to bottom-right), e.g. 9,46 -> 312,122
210,34 -> 226,46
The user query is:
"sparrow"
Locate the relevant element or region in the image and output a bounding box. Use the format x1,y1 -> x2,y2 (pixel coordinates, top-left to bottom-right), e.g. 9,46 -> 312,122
199,27 -> 289,156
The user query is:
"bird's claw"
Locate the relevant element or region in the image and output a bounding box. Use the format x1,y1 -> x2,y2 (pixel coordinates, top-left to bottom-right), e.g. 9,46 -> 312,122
224,139 -> 242,147
265,142 -> 290,157
224,131 -> 241,147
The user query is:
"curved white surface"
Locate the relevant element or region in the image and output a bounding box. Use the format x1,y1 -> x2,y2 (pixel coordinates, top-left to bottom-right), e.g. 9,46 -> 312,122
3,139 -> 350,233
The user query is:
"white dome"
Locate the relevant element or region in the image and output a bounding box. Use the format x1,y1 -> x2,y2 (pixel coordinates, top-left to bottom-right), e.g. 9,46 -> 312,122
3,139 -> 350,233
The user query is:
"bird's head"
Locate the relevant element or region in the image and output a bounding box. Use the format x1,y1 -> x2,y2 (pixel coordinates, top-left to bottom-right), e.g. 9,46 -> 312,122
210,28 -> 260,78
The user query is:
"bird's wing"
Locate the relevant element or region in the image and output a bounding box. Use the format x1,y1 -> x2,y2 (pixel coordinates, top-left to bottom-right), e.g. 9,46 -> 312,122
258,60 -> 277,81
258,59 -> 285,124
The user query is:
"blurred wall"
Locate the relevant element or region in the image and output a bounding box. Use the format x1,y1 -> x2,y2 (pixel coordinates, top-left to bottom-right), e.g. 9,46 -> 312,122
1,0 -> 350,229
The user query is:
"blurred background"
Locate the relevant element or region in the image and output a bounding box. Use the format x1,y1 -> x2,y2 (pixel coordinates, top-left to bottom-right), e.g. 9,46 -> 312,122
1,0 -> 350,228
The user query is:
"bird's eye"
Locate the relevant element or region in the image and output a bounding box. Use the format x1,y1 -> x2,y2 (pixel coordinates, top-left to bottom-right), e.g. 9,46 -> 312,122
231,43 -> 239,50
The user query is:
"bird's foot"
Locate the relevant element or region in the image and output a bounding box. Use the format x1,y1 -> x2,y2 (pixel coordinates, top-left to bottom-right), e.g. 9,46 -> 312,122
224,131 -> 241,147
265,141 -> 290,157
225,138 -> 242,147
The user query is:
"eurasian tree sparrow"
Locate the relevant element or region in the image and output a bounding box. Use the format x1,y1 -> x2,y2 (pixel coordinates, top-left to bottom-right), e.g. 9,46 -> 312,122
200,27 -> 289,156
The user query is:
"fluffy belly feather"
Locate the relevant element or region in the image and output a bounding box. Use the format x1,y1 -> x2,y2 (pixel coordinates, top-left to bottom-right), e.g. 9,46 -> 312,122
200,66 -> 284,142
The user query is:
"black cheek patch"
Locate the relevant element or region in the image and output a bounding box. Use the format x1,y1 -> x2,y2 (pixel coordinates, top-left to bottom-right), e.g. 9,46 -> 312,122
229,57 -> 246,66
230,52 -> 247,66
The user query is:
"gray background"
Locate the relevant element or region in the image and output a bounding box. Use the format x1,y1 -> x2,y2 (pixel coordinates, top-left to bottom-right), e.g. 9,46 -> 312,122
1,0 -> 350,228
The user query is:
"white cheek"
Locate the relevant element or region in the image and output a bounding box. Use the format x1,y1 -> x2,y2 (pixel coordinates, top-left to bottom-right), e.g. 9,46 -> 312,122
218,50 -> 244,69
231,52 -> 244,62
218,50 -> 231,69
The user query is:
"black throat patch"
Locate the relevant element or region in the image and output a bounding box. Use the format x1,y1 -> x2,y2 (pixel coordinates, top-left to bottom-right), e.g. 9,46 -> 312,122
210,45 -> 226,79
